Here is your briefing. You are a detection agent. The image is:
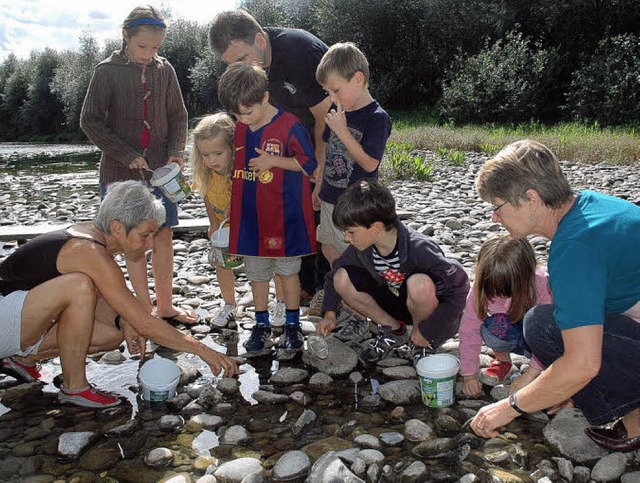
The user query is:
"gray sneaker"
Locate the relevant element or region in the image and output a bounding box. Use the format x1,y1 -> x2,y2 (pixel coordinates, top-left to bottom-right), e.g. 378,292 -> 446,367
335,315 -> 370,343
269,300 -> 286,327
306,290 -> 324,318
211,304 -> 236,328
410,343 -> 435,367
360,326 -> 409,364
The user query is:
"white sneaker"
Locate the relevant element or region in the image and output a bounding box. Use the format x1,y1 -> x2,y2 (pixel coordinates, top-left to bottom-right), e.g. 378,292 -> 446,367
211,304 -> 236,328
269,300 -> 286,327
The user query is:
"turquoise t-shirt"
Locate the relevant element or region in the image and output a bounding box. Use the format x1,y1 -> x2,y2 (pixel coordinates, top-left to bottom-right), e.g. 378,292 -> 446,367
549,190 -> 640,329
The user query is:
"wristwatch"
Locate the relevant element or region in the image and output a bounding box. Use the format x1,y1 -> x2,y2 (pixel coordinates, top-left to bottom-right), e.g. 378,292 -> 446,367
509,392 -> 526,415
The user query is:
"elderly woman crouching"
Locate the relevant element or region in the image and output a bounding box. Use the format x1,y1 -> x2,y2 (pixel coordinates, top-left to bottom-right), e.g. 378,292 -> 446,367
470,139 -> 640,452
0,181 -> 238,408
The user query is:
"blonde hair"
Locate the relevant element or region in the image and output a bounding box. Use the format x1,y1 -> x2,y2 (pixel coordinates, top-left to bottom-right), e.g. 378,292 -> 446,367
473,235 -> 538,322
316,42 -> 370,85
190,113 -> 235,195
120,4 -> 166,66
476,139 -> 573,209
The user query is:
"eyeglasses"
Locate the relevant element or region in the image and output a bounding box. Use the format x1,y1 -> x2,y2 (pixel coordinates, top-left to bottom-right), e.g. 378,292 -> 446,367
492,201 -> 508,213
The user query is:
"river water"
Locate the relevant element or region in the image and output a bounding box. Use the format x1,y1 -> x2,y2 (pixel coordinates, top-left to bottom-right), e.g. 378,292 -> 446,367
0,143 -> 636,482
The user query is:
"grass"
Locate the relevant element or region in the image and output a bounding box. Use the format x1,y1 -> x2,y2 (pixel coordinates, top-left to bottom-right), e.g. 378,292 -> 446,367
387,109 -> 640,165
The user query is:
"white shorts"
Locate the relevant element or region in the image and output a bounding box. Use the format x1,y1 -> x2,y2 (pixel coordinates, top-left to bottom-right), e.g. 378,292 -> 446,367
0,290 -> 42,359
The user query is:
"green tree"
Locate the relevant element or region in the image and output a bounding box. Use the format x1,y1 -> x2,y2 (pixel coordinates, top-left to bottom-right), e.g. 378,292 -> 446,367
189,52 -> 227,116
0,54 -> 20,139
439,31 -> 558,123
161,19 -> 210,114
50,31 -> 101,133
19,49 -> 64,136
1,60 -> 29,139
312,0 -> 508,108
567,33 -> 640,125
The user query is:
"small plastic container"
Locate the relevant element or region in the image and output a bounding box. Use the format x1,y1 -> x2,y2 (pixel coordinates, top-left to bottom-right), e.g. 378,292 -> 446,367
150,162 -> 191,202
210,219 -> 243,268
415,353 -> 460,408
138,357 -> 181,402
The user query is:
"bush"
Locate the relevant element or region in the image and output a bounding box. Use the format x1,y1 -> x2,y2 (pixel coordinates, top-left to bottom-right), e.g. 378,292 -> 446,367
566,34 -> 640,126
439,31 -> 558,124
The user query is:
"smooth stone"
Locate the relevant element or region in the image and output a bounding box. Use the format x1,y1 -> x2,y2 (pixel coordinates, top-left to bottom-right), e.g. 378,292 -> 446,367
590,452 -> 628,482
57,432 -> 97,461
214,457 -> 263,482
144,447 -> 175,467
252,390 -> 290,405
222,425 -> 252,445
542,408 -> 608,463
306,451 -> 364,483
353,434 -> 381,449
404,419 -> 435,442
377,380 -> 421,405
271,450 -> 311,481
269,367 -> 309,385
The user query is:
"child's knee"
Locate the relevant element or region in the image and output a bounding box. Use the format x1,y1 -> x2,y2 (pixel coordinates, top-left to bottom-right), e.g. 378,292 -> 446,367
406,274 -> 438,305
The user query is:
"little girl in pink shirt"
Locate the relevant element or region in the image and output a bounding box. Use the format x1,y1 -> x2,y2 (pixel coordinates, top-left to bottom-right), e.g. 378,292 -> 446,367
459,235 -> 552,397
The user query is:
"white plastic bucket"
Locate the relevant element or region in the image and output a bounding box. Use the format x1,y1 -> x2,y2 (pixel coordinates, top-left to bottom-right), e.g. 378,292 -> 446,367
415,353 -> 460,408
210,219 -> 243,268
150,162 -> 191,202
138,357 -> 181,402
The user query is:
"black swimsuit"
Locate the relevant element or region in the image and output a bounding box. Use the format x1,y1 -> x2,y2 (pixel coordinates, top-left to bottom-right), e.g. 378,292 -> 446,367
0,228 -> 105,295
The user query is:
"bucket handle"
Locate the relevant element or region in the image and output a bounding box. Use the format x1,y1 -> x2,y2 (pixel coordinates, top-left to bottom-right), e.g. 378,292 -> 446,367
219,218 -> 230,230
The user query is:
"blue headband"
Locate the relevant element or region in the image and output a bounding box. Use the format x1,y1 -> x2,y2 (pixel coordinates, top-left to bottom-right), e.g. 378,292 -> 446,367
126,18 -> 166,29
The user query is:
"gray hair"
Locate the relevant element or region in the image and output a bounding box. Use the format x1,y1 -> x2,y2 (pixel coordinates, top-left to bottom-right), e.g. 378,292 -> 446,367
95,181 -> 166,234
476,139 -> 573,209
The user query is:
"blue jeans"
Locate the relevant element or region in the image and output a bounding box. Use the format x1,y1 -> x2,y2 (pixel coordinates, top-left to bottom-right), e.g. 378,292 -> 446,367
524,304 -> 640,425
481,313 -> 531,357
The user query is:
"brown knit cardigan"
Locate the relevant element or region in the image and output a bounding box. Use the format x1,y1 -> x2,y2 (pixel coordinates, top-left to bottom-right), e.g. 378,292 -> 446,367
80,51 -> 188,184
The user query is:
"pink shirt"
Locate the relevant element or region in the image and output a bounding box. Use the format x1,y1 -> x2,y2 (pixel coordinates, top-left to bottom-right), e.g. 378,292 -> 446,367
458,269 -> 553,376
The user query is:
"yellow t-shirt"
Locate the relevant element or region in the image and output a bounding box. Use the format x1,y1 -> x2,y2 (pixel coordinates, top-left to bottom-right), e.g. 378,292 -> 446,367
205,172 -> 232,225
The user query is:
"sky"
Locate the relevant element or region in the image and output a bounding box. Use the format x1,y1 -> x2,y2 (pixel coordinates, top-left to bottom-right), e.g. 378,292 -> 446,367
0,0 -> 239,61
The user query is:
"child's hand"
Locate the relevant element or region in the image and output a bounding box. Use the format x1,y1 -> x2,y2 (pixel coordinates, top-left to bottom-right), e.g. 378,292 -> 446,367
312,183 -> 322,211
316,317 -> 337,335
462,375 -> 483,398
325,101 -> 348,136
167,156 -> 185,169
129,156 -> 151,172
207,225 -> 215,238
409,326 -> 429,346
249,148 -> 274,174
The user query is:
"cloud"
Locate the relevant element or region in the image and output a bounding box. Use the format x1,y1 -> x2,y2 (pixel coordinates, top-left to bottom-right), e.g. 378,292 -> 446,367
0,0 -> 239,61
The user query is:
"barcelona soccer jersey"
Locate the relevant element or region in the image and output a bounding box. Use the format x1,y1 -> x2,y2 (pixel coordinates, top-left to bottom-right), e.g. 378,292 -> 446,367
229,109 -> 317,258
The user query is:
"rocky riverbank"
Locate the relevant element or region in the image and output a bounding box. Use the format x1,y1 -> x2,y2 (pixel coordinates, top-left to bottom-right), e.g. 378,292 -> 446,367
1,144 -> 639,482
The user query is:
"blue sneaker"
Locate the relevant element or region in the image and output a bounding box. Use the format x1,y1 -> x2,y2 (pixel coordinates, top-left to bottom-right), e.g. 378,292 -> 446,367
282,325 -> 303,350
244,324 -> 272,352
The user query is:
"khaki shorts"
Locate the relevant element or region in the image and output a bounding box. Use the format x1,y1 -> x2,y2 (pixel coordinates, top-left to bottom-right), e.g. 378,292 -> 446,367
243,256 -> 301,282
316,201 -> 349,253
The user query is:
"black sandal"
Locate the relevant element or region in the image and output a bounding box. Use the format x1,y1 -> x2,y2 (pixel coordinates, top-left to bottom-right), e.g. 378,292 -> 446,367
585,419 -> 640,452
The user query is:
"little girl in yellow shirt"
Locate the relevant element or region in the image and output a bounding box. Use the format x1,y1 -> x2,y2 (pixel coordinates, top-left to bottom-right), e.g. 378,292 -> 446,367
191,113 -> 285,327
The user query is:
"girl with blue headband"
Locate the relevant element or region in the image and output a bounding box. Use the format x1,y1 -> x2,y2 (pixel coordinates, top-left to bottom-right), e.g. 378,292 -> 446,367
80,5 -> 197,326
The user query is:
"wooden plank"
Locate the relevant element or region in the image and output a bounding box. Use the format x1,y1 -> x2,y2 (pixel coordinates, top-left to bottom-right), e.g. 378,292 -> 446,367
0,218 -> 210,242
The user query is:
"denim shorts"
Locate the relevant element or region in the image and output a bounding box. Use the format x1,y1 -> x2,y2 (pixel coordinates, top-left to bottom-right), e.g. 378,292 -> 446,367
100,182 -> 178,228
481,313 -> 531,357
524,304 -> 640,425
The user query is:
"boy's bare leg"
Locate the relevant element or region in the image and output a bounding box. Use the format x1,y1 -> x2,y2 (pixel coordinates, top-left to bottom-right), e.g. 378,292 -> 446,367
321,243 -> 342,267
274,274 -> 285,301
153,227 -> 197,323
405,273 -> 439,347
252,280 -> 270,313
278,273 -> 300,310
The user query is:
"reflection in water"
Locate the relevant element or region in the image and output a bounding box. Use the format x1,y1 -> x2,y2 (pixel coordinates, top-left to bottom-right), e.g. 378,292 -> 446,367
192,429 -> 220,456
